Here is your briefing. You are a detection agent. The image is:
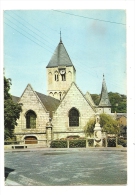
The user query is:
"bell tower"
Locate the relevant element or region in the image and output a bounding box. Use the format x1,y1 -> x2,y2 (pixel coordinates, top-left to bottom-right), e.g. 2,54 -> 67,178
46,33 -> 76,100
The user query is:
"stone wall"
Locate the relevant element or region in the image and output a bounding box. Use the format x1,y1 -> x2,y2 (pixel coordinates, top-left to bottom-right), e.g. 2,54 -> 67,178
14,84 -> 49,145
46,66 -> 76,99
52,83 -> 95,139
97,107 -> 111,114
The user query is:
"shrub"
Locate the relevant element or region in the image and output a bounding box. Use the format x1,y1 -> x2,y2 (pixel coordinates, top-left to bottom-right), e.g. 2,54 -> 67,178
88,139 -> 94,147
50,140 -> 67,148
107,138 -> 116,147
69,140 -> 86,148
118,138 -> 127,147
102,138 -> 106,147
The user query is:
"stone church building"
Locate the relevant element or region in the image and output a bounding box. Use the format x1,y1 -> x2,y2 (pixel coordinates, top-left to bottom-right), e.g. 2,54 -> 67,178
12,37 -> 112,146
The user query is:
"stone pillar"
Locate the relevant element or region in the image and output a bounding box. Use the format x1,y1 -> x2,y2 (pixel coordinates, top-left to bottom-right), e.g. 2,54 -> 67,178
67,140 -> 69,148
94,113 -> 102,147
116,136 -> 118,147
46,119 -> 53,148
86,139 -> 89,148
102,131 -> 107,147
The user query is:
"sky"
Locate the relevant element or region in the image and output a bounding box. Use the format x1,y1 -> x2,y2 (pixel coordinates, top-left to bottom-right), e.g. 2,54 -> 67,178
4,10 -> 126,97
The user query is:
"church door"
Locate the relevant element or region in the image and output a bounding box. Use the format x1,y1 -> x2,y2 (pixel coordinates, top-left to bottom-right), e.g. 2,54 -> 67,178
25,136 -> 37,144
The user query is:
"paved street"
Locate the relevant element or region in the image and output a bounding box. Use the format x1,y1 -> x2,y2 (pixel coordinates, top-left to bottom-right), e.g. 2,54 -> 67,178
4,148 -> 127,186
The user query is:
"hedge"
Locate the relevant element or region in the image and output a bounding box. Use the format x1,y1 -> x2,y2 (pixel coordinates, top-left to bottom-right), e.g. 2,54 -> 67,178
50,140 -> 67,148
107,138 -> 116,147
118,138 -> 127,147
69,140 -> 86,148
88,139 -> 94,147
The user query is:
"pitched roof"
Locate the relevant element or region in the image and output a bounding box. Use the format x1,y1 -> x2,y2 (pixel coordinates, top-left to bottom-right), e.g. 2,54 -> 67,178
59,82 -> 96,112
12,95 -> 20,103
12,90 -> 60,117
85,91 -> 96,107
46,40 -> 74,68
99,75 -> 111,107
116,113 -> 127,118
35,92 -> 60,114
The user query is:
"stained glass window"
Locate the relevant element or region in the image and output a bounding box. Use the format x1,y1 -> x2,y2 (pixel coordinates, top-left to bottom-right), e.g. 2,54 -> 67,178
69,108 -> 79,126
26,110 -> 36,129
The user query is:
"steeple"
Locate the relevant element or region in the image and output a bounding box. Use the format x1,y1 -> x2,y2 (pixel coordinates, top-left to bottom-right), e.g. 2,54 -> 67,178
46,37 -> 75,68
46,36 -> 76,100
99,74 -> 111,107
60,30 -> 62,43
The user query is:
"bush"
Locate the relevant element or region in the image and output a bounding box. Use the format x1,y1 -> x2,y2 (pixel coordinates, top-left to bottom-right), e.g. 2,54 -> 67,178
69,140 -> 86,148
102,138 -> 106,147
107,138 -> 116,147
88,139 -> 94,147
118,138 -> 127,147
50,140 -> 67,148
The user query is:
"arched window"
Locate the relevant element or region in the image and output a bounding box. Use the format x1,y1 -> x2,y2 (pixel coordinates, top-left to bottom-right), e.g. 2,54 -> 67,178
26,110 -> 36,129
48,72 -> 52,84
54,71 -> 59,81
69,108 -> 79,127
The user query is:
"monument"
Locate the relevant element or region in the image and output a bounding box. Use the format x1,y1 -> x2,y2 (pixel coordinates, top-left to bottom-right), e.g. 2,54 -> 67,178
94,113 -> 102,147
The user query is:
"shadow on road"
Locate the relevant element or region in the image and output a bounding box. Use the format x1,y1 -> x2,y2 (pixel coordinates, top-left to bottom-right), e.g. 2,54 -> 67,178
4,167 -> 15,180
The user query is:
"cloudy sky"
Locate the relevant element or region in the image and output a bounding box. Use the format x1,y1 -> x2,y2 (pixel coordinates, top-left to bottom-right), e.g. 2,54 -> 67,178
4,10 -> 126,97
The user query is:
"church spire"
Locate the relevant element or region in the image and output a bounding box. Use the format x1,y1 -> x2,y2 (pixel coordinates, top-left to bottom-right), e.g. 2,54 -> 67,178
60,30 -> 62,43
99,74 -> 111,107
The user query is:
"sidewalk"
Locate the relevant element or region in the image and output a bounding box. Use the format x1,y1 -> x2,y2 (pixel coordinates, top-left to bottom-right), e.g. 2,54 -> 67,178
5,179 -> 20,186
4,147 -> 127,153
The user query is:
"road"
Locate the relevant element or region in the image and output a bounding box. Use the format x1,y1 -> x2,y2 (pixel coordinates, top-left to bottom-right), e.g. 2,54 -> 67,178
4,148 -> 127,186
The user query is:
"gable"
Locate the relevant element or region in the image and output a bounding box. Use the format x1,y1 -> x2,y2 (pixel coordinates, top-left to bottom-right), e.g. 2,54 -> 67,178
18,84 -> 47,112
56,82 -> 96,114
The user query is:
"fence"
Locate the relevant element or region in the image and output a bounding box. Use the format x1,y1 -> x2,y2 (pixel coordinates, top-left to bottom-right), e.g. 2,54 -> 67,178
50,139 -> 94,148
4,140 -> 48,149
4,137 -> 127,149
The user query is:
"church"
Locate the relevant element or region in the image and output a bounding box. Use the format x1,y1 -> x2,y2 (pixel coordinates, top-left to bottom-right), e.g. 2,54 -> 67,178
12,36 -> 112,146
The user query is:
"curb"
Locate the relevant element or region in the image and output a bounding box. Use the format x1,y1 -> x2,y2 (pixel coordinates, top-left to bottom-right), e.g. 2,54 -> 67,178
5,179 -> 20,186
4,147 -> 127,153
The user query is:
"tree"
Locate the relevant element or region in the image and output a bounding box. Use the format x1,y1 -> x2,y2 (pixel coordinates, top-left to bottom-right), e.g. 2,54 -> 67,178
84,113 -> 120,136
91,92 -> 127,113
4,77 -> 22,140
100,113 -> 120,134
84,118 -> 95,137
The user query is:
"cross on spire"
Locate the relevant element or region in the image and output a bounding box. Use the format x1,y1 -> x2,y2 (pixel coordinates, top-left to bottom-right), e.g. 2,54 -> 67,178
60,30 -> 62,43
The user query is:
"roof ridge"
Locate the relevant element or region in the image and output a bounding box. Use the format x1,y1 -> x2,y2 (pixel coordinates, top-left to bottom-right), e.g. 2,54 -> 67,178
18,84 -> 48,112
57,82 -> 96,112
46,40 -> 75,68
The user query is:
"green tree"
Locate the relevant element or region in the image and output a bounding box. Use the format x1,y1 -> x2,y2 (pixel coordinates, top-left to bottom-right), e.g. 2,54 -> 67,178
100,113 -> 120,134
91,92 -> 127,113
84,113 -> 120,136
4,77 -> 22,140
108,92 -> 127,113
84,118 -> 95,136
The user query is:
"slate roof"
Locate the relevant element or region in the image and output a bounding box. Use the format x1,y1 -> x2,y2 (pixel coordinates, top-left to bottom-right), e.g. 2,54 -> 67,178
85,91 -> 96,107
12,92 -> 60,117
35,92 -> 60,114
99,75 -> 111,107
46,40 -> 74,68
116,113 -> 127,118
12,95 -> 20,103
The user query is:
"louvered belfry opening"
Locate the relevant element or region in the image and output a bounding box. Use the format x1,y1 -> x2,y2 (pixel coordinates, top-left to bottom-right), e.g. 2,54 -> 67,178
69,108 -> 79,127
26,110 -> 36,129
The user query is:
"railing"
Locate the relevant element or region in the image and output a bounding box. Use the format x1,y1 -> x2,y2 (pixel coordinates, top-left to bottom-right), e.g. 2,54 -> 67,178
4,140 -> 48,149
4,137 -> 127,149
